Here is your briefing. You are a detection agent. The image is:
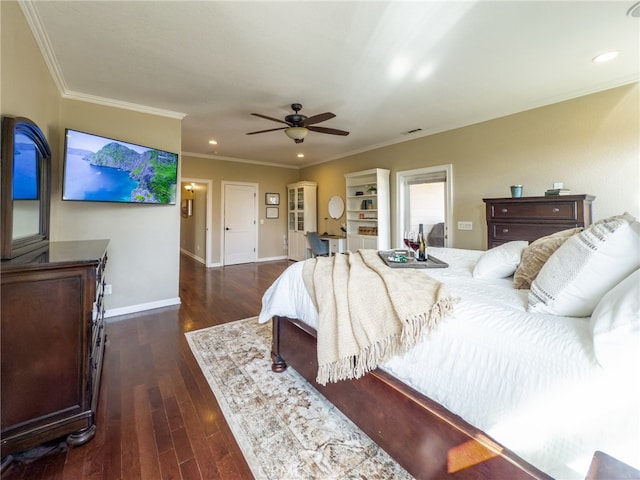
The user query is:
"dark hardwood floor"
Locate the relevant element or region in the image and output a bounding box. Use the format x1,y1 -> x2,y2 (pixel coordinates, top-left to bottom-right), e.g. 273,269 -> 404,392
2,254 -> 291,480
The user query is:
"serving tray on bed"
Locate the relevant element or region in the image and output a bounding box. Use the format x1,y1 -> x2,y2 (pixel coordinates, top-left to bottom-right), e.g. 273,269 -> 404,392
378,250 -> 449,268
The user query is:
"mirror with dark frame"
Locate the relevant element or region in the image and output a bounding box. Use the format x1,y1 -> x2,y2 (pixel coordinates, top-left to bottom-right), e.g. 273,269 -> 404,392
1,116 -> 52,260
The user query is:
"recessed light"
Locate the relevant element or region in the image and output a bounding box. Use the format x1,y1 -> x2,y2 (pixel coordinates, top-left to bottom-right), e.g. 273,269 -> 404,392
628,2 -> 640,17
592,51 -> 619,63
297,153 -> 304,158
208,140 -> 218,145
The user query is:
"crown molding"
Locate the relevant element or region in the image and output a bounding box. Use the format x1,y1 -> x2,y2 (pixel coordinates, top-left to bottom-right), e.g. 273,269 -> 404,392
182,151 -> 300,169
18,1 -> 186,120
19,0 -> 68,94
61,91 -> 186,119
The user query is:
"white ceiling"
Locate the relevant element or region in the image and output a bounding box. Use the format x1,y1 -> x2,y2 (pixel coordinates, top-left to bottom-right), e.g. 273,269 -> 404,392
23,1 -> 639,168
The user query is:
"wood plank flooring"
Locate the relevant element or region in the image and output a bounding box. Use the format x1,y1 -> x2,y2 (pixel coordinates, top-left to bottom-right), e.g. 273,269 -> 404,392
2,255 -> 291,480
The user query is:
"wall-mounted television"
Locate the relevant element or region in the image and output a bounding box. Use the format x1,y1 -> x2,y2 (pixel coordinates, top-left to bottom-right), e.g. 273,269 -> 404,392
62,129 -> 178,204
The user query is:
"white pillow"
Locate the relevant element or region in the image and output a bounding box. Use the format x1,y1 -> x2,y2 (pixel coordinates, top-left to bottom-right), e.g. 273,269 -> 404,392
473,241 -> 528,279
529,213 -> 640,317
590,269 -> 640,368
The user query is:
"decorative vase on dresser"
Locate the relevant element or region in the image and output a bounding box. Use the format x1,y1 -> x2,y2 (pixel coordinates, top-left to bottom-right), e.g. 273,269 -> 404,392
483,194 -> 595,249
1,239 -> 109,459
287,181 -> 317,261
345,168 -> 390,251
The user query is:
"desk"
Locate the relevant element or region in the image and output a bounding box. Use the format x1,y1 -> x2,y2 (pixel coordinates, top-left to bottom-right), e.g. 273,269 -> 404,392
320,235 -> 346,256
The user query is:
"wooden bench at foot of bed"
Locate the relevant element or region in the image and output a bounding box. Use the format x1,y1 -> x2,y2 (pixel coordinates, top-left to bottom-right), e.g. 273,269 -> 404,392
270,315 -> 552,479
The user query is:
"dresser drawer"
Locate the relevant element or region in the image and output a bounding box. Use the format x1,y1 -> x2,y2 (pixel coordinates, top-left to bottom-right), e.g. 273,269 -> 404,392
489,201 -> 578,221
491,222 -> 579,242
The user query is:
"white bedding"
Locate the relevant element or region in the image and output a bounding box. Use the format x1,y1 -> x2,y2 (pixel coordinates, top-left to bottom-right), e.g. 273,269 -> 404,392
259,248 -> 640,478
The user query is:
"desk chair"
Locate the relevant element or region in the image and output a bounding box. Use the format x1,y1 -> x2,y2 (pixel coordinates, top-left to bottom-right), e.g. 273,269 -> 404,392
307,232 -> 330,257
427,222 -> 445,247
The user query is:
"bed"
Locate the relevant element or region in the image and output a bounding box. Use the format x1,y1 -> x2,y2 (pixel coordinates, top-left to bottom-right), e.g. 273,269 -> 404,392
259,214 -> 640,479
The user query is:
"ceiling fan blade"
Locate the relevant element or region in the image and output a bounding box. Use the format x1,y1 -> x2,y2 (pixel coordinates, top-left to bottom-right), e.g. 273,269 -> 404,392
308,125 -> 350,136
303,112 -> 336,126
251,113 -> 290,125
246,127 -> 287,135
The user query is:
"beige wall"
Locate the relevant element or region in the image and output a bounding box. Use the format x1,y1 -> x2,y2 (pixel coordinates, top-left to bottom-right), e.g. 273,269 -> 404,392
301,83 -> 640,250
1,1 -> 60,155
180,155 -> 299,264
54,99 -> 182,314
2,2 -> 183,316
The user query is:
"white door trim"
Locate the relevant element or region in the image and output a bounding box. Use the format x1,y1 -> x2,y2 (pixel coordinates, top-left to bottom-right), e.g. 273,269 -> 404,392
396,164 -> 453,247
181,177 -> 214,267
221,181 -> 259,266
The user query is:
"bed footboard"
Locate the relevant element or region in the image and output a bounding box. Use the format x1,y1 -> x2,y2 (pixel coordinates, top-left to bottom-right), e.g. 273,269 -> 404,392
270,315 -> 551,479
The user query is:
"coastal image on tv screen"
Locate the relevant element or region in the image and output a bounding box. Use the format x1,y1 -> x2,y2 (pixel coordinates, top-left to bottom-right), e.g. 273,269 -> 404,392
63,129 -> 178,204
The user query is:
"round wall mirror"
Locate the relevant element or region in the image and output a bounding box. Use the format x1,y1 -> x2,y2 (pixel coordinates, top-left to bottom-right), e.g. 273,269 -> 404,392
328,195 -> 344,219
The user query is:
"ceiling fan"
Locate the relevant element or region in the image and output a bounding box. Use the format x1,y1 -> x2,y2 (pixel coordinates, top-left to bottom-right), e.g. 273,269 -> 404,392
246,103 -> 349,143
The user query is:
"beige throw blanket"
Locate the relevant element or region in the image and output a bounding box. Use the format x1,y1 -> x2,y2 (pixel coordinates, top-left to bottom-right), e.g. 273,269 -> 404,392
302,249 -> 454,385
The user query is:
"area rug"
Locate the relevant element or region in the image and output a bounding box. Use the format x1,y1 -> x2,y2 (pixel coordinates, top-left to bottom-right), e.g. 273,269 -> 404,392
185,317 -> 412,479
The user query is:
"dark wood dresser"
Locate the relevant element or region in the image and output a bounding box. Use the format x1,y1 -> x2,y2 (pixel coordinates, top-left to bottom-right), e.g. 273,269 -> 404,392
483,195 -> 595,248
1,239 -> 109,459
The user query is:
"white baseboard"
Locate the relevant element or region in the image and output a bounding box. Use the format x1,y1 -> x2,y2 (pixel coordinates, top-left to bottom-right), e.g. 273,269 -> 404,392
105,297 -> 181,322
181,250 -> 288,268
258,255 -> 288,262
180,248 -> 205,264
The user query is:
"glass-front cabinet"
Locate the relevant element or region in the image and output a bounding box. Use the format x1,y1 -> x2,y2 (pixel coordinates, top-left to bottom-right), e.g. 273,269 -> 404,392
345,168 -> 390,251
287,181 -> 317,261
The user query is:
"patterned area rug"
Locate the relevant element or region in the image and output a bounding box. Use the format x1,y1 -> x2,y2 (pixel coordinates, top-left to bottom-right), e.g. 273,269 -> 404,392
185,317 -> 412,479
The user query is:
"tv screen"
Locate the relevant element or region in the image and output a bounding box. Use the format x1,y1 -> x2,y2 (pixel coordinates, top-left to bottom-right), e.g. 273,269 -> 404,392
63,129 -> 178,204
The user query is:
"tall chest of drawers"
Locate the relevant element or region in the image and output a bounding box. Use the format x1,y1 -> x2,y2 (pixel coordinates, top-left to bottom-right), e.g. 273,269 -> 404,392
1,240 -> 109,459
483,195 -> 595,248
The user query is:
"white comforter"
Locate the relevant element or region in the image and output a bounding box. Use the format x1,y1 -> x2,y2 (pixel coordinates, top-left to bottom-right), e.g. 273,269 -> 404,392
259,248 -> 640,479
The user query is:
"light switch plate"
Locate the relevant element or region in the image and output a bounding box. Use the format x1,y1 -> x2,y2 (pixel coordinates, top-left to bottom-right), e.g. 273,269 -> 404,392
457,221 -> 473,230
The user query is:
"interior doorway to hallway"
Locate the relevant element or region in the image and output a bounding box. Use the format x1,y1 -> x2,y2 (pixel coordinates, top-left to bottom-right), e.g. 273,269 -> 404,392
180,178 -> 213,267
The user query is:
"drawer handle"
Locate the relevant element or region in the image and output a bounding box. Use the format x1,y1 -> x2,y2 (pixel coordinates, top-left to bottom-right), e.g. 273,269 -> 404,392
552,208 -> 560,213
501,208 -> 508,213
502,228 -> 509,233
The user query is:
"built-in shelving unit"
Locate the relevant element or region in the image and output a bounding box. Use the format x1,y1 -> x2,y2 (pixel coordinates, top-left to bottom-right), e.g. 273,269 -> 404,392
345,168 -> 390,251
287,181 -> 317,261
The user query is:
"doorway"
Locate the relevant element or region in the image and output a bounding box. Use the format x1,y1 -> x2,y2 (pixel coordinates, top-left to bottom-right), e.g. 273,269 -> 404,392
222,182 -> 258,265
396,165 -> 452,248
180,178 -> 213,267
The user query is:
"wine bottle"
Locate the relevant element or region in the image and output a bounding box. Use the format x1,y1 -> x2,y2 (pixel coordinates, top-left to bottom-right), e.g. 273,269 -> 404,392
417,224 -> 427,261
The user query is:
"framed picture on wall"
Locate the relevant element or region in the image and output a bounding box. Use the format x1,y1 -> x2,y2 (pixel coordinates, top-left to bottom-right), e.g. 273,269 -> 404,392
265,193 -> 280,205
266,207 -> 279,219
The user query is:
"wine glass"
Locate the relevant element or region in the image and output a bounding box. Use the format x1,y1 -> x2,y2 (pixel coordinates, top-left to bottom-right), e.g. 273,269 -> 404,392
404,231 -> 418,258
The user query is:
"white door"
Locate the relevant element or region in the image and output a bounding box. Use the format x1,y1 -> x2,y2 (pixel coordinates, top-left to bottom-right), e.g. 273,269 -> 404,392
223,183 -> 257,265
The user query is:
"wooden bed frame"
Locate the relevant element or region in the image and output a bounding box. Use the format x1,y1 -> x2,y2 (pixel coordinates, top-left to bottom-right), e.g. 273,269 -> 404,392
271,315 -> 552,479
271,317 -> 640,479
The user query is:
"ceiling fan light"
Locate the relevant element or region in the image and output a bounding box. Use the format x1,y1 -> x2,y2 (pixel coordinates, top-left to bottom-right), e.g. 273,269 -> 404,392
285,127 -> 309,141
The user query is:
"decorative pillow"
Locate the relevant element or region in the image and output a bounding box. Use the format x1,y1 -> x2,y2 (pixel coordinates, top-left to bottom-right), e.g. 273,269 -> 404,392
513,228 -> 582,289
590,269 -> 640,368
473,241 -> 528,279
529,213 -> 640,317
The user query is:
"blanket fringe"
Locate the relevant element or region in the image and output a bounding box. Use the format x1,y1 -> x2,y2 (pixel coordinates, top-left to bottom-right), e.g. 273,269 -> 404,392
316,297 -> 456,386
